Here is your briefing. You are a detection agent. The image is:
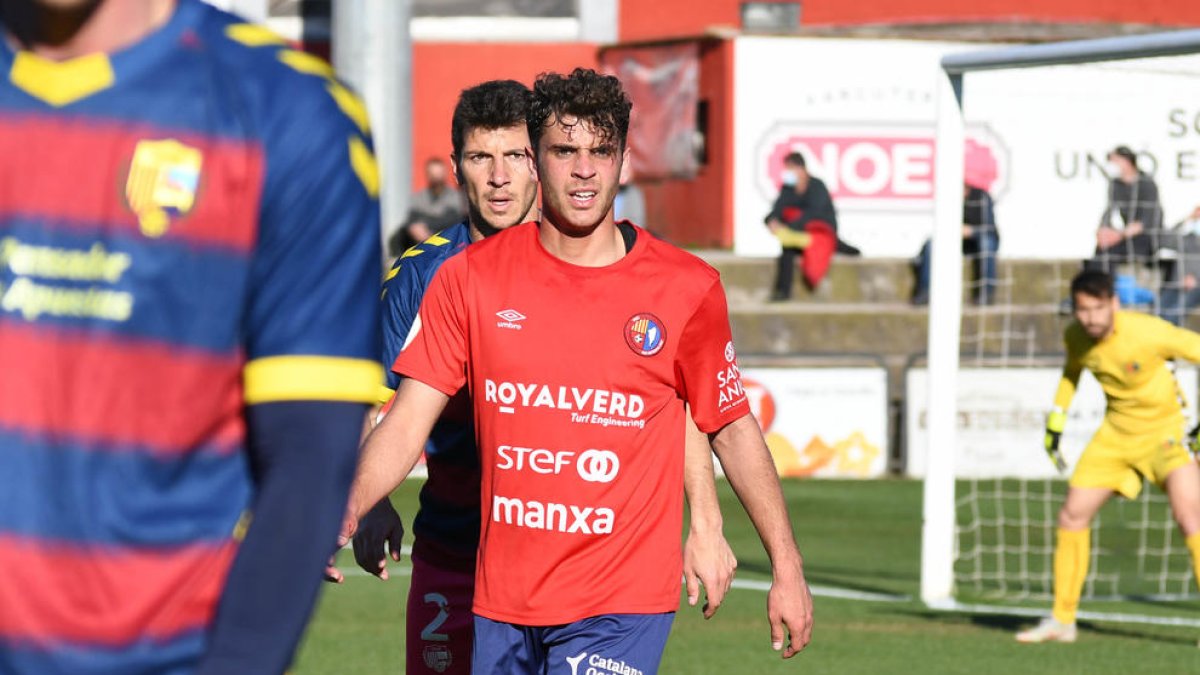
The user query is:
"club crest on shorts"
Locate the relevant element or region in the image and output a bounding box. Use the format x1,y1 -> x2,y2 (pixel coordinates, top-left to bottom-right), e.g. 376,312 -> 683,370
124,138 -> 203,238
624,313 -> 665,357
423,644 -> 452,673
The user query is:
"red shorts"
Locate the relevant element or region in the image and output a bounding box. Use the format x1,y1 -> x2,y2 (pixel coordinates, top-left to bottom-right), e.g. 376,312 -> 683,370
407,554 -> 476,675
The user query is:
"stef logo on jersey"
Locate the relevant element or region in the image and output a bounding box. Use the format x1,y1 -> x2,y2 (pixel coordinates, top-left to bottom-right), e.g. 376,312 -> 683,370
124,139 -> 203,238
624,313 -> 665,357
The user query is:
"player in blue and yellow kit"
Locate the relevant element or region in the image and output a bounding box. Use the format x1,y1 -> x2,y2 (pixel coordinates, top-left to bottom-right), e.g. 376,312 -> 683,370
1017,270 -> 1200,643
326,79 -> 738,674
0,1 -> 382,672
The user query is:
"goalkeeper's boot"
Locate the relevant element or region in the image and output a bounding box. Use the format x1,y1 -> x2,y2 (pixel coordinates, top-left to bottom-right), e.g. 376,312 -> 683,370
1015,617 -> 1077,643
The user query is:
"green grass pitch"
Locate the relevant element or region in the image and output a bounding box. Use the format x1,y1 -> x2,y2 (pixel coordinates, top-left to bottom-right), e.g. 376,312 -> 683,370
294,479 -> 1200,674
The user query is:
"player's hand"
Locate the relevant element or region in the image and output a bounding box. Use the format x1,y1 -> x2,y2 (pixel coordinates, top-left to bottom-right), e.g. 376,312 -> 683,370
323,505 -> 361,584
1044,409 -> 1067,473
683,525 -> 737,619
352,498 -> 405,580
767,558 -> 813,658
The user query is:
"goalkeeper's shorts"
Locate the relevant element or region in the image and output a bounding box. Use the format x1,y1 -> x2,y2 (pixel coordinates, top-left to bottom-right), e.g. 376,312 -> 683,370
1071,420 -> 1193,499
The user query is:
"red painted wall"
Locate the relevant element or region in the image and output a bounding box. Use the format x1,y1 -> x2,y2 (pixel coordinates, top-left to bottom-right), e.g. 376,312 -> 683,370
801,0 -> 1200,26
639,39 -> 736,248
409,42 -> 598,194
615,0 -> 1200,43
619,1 -> 741,43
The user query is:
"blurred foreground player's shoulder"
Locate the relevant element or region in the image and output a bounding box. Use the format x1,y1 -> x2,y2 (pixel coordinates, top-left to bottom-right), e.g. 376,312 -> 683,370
192,5 -> 383,402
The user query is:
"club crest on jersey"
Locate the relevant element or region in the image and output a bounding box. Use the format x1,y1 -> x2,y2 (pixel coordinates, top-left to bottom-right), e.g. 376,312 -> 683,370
624,313 -> 665,357
124,139 -> 203,238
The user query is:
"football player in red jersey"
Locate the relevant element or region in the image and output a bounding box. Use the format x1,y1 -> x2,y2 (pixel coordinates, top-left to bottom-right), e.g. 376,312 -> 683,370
327,79 -> 738,675
342,68 -> 812,674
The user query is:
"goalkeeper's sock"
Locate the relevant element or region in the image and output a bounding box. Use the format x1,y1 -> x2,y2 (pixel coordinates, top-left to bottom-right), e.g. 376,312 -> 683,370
1052,527 -> 1090,625
1187,532 -> 1200,593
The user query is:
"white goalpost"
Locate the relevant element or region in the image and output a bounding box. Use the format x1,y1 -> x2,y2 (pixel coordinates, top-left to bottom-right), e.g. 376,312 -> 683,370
921,29 -> 1200,626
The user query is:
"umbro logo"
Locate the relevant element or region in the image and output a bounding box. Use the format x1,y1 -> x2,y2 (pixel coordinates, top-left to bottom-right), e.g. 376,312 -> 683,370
496,309 -> 526,330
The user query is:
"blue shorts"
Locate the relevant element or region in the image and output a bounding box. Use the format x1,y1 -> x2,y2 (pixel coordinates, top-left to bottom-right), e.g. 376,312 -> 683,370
472,613 -> 675,675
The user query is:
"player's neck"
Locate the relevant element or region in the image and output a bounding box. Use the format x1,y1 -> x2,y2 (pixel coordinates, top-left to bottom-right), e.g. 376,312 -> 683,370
537,213 -> 626,267
3,0 -> 175,60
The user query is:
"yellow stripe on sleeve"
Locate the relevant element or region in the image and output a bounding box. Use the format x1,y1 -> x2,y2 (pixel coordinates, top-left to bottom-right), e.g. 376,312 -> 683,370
225,23 -> 287,47
244,356 -> 383,404
278,49 -> 336,79
383,266 -> 401,282
348,136 -> 380,197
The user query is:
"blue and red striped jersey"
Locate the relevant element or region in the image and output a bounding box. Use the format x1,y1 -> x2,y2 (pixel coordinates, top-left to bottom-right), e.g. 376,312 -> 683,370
0,1 -> 382,671
381,222 -> 480,568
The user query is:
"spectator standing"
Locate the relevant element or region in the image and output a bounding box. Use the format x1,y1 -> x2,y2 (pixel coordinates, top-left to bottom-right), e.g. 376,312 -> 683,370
405,157 -> 467,244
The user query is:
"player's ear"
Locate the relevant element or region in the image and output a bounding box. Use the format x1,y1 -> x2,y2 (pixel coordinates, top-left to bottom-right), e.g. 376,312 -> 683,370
1111,293 -> 1121,311
524,146 -> 538,181
618,145 -> 631,185
451,153 -> 463,187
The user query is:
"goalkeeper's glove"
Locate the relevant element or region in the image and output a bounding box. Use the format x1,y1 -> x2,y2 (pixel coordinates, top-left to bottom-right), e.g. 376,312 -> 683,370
1044,408 -> 1067,473
1188,422 -> 1200,457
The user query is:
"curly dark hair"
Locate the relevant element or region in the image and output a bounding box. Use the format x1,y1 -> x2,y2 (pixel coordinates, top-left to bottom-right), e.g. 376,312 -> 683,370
1071,269 -> 1114,300
451,79 -> 533,161
528,68 -> 632,150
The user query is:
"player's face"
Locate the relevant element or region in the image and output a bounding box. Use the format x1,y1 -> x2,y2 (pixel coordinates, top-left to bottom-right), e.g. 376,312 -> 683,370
454,124 -> 538,235
1073,292 -> 1118,339
536,115 -> 629,234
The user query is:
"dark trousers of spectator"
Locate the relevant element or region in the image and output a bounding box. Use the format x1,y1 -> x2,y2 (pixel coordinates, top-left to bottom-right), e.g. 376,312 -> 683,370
1159,286 -> 1200,326
1085,232 -> 1159,275
913,231 -> 998,305
772,246 -> 803,300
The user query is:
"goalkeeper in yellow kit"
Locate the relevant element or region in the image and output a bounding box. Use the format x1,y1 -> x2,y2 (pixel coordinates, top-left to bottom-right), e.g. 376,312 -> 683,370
1017,270 -> 1200,643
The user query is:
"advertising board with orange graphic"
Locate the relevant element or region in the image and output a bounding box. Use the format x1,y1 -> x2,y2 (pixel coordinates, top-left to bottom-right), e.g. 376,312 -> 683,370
741,368 -> 889,479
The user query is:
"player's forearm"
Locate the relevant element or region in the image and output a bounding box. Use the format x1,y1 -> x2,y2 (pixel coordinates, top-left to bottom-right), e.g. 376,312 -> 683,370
347,416 -> 424,522
683,410 -> 724,534
711,415 -> 803,571
1052,368 -> 1080,411
347,378 -> 448,522
198,401 -> 364,675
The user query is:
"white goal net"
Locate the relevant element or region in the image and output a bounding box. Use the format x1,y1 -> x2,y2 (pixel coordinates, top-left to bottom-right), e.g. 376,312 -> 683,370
920,34 -> 1200,624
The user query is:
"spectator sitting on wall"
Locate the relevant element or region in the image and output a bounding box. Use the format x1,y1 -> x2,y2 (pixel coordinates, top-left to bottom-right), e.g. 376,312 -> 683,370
764,151 -> 841,301
1086,145 -> 1165,275
1159,205 -> 1200,326
911,180 -> 1000,307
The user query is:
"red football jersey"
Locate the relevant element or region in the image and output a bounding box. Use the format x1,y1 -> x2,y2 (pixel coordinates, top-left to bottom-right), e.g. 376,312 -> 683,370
395,222 -> 750,625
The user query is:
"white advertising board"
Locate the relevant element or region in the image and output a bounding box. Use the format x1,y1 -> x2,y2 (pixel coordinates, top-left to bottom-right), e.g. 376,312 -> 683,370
905,366 -> 1199,478
733,36 -> 1200,259
742,367 -> 889,478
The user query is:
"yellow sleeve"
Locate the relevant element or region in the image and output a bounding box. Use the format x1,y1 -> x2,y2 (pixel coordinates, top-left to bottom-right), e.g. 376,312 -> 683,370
1158,320 -> 1200,364
1053,337 -> 1083,411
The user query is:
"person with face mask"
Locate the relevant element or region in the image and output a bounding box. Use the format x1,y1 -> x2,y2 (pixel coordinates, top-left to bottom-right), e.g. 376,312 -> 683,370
1089,145 -> 1165,277
763,152 -> 840,301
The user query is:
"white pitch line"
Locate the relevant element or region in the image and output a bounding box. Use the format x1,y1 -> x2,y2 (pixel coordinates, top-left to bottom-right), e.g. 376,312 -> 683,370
332,562 -> 909,603
930,599 -> 1200,628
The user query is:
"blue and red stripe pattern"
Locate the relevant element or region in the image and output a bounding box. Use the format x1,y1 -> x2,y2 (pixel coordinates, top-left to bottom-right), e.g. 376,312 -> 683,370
0,1 -> 383,671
